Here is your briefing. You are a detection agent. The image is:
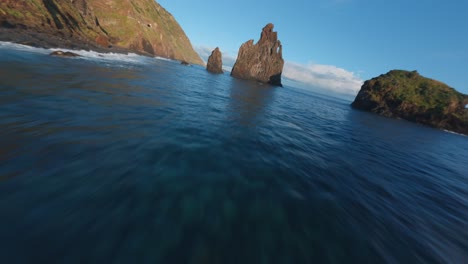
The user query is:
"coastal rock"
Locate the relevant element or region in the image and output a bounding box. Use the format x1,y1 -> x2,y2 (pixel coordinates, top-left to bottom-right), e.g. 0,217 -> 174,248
351,70 -> 468,135
180,60 -> 190,66
95,35 -> 110,48
206,47 -> 223,74
49,51 -> 80,57
0,0 -> 203,65
231,23 -> 284,86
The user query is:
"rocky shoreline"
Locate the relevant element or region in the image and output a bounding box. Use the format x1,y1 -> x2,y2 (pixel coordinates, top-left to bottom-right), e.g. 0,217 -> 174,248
0,28 -> 144,56
0,0 -> 203,64
1,0 -> 287,85
352,70 -> 468,135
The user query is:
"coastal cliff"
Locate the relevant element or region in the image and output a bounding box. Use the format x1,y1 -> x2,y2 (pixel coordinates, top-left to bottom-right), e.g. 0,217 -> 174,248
231,23 -> 284,86
0,0 -> 203,65
352,70 -> 468,135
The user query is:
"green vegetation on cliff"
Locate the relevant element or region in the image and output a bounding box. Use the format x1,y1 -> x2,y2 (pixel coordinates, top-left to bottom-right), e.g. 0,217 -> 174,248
0,0 -> 203,65
88,0 -> 202,64
352,70 -> 468,135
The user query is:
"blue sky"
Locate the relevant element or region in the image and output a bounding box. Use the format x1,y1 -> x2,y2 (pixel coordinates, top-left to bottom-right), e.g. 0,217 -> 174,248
158,0 -> 468,95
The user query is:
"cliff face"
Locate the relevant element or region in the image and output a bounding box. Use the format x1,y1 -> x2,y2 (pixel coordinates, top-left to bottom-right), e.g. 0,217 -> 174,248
206,47 -> 223,74
352,70 -> 468,135
0,0 -> 203,65
231,23 -> 284,86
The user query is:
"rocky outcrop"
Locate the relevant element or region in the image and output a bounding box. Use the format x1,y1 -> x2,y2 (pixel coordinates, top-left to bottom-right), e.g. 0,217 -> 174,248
206,47 -> 223,74
95,35 -> 110,48
352,70 -> 468,135
0,0 -> 203,65
231,23 -> 284,86
49,51 -> 80,57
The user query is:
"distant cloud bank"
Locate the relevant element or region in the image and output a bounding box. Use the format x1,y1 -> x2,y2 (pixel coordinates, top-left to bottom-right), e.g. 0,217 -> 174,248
283,62 -> 363,95
195,45 -> 363,95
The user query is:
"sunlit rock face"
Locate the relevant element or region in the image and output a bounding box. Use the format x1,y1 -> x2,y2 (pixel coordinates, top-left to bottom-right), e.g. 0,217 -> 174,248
207,47 -> 223,74
352,70 -> 468,135
0,0 -> 203,65
231,23 -> 284,86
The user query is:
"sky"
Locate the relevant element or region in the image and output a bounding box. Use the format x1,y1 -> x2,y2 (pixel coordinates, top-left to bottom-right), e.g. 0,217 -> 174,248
158,0 -> 468,95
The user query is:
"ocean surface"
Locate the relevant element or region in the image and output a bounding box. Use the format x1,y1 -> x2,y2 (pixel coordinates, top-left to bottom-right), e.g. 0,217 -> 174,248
0,42 -> 467,263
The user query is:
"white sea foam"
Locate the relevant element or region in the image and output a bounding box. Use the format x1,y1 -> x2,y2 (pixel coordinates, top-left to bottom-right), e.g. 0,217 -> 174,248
0,41 -> 174,65
0,41 -> 50,54
153,56 -> 172,62
48,47 -> 148,64
443,130 -> 467,137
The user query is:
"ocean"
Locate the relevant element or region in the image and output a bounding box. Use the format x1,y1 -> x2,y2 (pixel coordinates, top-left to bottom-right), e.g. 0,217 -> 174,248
0,42 -> 467,263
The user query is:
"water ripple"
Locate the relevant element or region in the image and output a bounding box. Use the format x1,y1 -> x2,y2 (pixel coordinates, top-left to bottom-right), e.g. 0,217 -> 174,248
0,45 -> 467,263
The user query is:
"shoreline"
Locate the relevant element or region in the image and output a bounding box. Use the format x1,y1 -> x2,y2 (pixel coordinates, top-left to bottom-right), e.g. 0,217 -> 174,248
0,28 -> 153,57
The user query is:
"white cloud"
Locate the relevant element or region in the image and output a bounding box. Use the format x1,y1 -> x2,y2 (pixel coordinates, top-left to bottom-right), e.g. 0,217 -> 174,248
283,61 -> 363,95
194,46 -> 213,64
195,45 -> 363,95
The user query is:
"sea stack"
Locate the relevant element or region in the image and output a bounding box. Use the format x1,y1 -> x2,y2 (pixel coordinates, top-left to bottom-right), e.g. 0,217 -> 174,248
206,47 -> 223,74
231,23 -> 284,86
352,70 -> 468,135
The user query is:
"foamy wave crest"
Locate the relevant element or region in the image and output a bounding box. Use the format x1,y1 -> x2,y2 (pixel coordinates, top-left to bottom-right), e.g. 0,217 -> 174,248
153,56 -> 172,62
0,41 -> 173,65
48,47 -> 148,64
443,130 -> 467,137
0,41 -> 50,54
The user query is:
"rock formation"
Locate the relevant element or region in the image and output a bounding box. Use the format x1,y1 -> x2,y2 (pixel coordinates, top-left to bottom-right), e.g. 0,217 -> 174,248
231,23 -> 284,86
206,47 -> 223,74
49,51 -> 80,57
352,70 -> 468,135
0,0 -> 203,65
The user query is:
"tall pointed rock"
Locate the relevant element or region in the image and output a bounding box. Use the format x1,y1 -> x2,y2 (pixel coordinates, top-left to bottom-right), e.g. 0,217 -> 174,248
206,47 -> 223,74
231,23 -> 284,86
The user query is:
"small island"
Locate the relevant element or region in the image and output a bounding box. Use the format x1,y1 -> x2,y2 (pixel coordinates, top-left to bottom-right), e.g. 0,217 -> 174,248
351,70 -> 468,135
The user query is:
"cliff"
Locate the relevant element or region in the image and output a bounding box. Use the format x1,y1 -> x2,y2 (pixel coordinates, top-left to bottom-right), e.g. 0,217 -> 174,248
231,23 -> 284,86
352,70 -> 468,135
0,0 -> 203,65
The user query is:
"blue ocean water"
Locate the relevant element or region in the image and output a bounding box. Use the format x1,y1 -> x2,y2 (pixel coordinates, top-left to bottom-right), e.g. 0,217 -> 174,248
0,42 -> 467,263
